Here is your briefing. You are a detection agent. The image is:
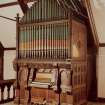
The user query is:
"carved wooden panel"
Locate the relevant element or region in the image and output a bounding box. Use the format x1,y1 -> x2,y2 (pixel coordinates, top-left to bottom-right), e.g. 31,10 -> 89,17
18,66 -> 29,104
31,87 -> 59,104
72,20 -> 87,60
72,61 -> 87,105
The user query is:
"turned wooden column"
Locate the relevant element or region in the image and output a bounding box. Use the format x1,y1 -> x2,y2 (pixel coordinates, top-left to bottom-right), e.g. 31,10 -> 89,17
18,65 -> 29,105
52,68 -> 58,91
60,68 -> 73,105
61,69 -> 72,93
7,85 -> 11,99
1,86 -> 5,101
13,87 -> 15,99
13,60 -> 19,104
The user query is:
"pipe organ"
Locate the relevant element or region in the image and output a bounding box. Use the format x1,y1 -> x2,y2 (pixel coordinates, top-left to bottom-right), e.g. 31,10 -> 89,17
14,0 -> 87,105
19,21 -> 69,59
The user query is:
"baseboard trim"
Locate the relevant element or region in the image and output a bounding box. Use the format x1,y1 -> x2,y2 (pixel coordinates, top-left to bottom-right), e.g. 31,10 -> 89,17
88,97 -> 105,103
96,97 -> 105,103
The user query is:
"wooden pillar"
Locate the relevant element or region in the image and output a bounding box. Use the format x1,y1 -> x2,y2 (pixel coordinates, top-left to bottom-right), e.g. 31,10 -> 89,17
16,13 -> 20,59
0,42 -> 4,80
7,85 -> 11,99
13,87 -> 15,99
1,86 -> 5,101
13,60 -> 20,104
68,12 -> 73,59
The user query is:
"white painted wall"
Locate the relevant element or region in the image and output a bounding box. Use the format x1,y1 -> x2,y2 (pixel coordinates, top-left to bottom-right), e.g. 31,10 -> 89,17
0,5 -> 23,47
89,0 -> 105,98
0,2 -> 34,80
0,5 -> 23,80
3,50 -> 16,80
90,0 -> 105,43
97,47 -> 105,98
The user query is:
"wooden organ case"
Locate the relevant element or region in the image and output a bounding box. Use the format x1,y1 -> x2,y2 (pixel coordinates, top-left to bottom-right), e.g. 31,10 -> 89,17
14,0 -> 87,105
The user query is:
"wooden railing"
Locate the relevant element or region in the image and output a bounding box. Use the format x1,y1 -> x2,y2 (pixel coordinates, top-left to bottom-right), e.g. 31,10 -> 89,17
0,79 -> 15,104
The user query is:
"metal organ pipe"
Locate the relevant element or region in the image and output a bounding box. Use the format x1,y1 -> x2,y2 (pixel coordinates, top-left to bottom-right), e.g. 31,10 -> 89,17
31,26 -> 33,58
33,26 -> 35,58
52,24 -> 53,59
18,0 -> 70,60
54,24 -> 55,59
24,27 -> 26,58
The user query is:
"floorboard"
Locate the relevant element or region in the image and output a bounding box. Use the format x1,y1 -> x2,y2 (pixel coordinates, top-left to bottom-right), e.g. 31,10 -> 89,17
1,102 -> 105,105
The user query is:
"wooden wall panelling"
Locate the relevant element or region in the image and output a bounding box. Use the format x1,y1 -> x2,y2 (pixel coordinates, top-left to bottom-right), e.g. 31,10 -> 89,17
71,18 -> 87,105
72,19 -> 87,60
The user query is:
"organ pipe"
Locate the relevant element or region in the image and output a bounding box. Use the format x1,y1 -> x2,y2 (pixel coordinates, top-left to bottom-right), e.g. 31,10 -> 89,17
19,0 -> 70,60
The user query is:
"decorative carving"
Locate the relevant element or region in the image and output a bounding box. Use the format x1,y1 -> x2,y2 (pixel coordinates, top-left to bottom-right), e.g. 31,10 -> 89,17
17,65 -> 29,104
13,59 -> 17,72
13,59 -> 18,89
14,59 -> 74,104
14,59 -> 71,69
52,69 -> 58,91
28,68 -> 36,84
18,65 -> 28,88
61,69 -> 72,93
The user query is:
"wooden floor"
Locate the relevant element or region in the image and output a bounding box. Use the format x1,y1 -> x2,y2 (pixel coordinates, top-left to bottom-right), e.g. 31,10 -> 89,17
88,102 -> 105,105
1,102 -> 105,105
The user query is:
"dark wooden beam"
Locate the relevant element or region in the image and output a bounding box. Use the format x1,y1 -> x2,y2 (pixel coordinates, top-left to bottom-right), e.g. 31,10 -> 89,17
0,15 -> 16,22
0,2 -> 18,8
4,47 -> 16,51
0,0 -> 34,8
99,43 -> 105,47
18,0 -> 29,14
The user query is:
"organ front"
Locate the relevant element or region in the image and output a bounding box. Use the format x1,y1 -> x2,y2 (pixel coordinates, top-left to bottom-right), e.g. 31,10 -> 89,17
13,0 -> 87,105
18,21 -> 69,60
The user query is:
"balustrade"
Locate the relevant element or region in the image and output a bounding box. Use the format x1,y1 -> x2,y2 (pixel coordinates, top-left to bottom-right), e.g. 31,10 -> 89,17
0,79 -> 15,104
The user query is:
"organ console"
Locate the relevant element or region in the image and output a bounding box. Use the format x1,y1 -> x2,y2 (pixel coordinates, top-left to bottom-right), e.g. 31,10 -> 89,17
14,0 -> 88,105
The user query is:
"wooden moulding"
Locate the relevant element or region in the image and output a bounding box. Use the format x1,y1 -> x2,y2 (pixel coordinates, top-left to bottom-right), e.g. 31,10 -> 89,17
0,2 -> 18,8
99,43 -> 105,47
96,97 -> 105,103
4,47 -> 16,51
14,59 -> 71,69
19,19 -> 69,27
